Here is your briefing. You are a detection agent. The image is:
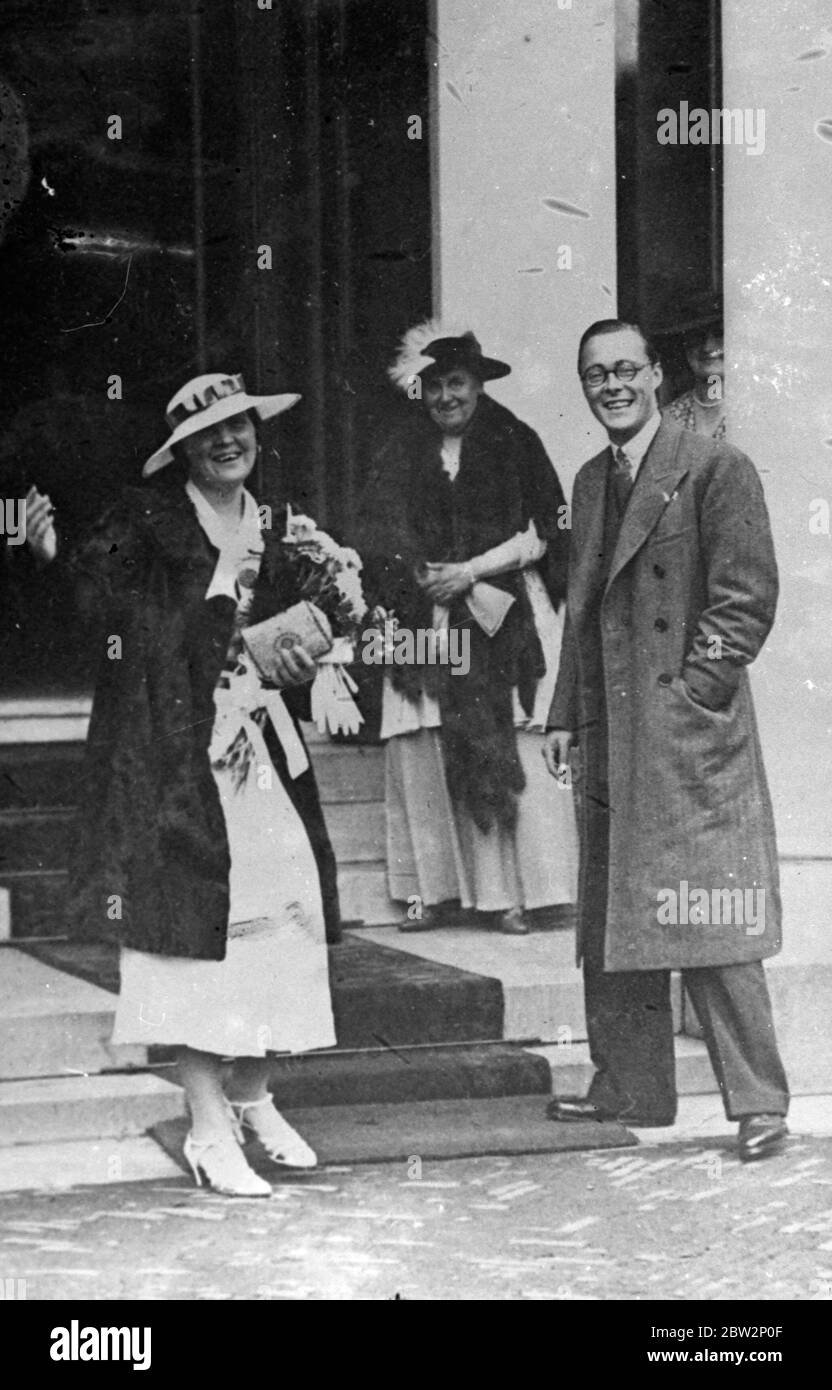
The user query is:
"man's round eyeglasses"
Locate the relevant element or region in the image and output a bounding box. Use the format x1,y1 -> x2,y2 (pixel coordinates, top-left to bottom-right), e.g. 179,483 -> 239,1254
580,360 -> 651,388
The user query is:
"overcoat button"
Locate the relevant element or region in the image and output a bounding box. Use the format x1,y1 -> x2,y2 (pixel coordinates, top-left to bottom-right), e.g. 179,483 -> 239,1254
657,672 -> 672,686
654,617 -> 668,632
653,563 -> 665,578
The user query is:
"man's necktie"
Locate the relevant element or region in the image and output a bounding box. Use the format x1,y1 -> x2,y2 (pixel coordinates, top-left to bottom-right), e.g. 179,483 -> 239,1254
613,445 -> 633,512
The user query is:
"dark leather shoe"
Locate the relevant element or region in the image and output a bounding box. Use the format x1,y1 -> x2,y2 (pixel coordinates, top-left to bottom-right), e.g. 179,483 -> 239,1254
738,1114 -> 788,1162
546,1096 -> 675,1127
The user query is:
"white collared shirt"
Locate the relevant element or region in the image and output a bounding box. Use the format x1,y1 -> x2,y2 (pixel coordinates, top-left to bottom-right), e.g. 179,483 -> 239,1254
611,410 -> 662,480
184,480 -> 264,601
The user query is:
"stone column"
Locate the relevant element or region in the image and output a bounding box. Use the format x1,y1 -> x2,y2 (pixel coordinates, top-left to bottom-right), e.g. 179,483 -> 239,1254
431,0 -> 617,490
724,3 -> 832,1084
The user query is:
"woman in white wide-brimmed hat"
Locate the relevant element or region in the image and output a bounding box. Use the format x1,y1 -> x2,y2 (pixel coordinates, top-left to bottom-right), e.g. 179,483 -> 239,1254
25,372 -> 340,1197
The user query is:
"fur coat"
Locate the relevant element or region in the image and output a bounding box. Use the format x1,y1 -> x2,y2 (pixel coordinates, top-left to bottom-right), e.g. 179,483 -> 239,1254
63,477 -> 339,959
357,393 -> 567,829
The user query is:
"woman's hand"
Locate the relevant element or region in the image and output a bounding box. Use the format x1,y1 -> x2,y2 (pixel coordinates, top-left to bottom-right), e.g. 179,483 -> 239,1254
25,486 -> 58,565
417,561 -> 474,604
271,643 -> 317,688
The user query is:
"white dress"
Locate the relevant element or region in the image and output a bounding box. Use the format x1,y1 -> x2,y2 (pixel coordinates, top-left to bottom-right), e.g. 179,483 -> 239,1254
111,485 -> 337,1057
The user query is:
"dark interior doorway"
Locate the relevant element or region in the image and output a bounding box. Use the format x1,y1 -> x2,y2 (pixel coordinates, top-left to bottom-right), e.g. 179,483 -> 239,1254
0,0 -> 431,697
615,0 -> 722,399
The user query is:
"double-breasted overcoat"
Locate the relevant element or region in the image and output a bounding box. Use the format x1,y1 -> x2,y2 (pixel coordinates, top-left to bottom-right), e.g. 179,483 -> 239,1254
549,418 -> 781,972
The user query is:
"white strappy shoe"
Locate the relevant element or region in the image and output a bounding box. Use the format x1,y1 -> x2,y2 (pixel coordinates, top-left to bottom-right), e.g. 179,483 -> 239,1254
228,1096 -> 318,1170
183,1131 -> 272,1197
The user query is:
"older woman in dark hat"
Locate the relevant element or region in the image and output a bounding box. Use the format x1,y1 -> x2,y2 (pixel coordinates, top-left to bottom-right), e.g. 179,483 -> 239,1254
357,324 -> 578,934
25,372 -> 341,1197
663,292 -> 726,440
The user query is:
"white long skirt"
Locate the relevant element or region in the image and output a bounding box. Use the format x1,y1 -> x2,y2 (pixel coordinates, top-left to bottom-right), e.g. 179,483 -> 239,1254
111,757 -> 337,1058
382,572 -> 579,913
386,727 -> 579,913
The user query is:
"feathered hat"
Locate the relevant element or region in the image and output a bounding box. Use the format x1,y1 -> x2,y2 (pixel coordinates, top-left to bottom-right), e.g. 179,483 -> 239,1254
388,319 -> 511,392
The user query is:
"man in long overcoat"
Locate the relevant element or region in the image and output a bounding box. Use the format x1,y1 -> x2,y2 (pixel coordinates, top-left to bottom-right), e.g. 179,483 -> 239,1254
544,319 -> 789,1161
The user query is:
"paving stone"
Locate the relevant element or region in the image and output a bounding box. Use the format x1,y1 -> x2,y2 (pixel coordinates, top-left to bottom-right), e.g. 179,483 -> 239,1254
0,1135 -> 829,1301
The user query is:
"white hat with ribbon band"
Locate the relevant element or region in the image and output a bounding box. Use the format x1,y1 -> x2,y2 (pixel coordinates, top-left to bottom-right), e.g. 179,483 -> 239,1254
142,372 -> 301,477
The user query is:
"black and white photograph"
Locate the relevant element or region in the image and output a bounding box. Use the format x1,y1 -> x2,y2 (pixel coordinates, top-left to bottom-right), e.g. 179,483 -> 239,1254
0,0 -> 830,1334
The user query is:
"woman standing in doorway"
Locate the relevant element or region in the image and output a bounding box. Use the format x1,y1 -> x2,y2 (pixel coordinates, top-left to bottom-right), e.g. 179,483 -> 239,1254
357,326 -> 578,935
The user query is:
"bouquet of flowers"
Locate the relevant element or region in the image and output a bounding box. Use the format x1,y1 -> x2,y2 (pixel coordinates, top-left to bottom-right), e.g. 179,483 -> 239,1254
278,504 -> 368,639
242,505 -> 368,736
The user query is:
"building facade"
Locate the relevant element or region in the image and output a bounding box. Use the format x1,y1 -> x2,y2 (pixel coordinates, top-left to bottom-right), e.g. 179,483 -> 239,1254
1,0 -> 829,1083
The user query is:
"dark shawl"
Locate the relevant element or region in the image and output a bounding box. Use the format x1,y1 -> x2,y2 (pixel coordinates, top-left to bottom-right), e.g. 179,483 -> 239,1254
356,393 -> 567,830
63,477 -> 340,959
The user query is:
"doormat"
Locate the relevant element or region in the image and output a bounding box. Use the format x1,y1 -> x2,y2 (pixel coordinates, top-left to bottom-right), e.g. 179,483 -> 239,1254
151,1094 -> 636,1173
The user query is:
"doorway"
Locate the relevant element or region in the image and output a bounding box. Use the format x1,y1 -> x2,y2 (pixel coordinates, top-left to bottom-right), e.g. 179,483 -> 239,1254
0,0 -> 432,699
615,0 -> 722,398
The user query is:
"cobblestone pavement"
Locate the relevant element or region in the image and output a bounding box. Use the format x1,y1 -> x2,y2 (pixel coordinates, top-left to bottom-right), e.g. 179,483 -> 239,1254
1,1135 -> 832,1301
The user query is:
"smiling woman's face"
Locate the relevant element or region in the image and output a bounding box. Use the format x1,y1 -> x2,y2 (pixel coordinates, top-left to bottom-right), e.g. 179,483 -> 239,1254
181,410 -> 258,488
685,329 -> 724,383
423,368 -> 482,436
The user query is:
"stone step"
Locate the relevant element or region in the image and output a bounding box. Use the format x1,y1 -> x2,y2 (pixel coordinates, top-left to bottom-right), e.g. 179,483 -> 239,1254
1,860 -> 398,939
764,960 -> 832,1096
0,699 -> 92,750
305,739 -> 385,804
357,924 -> 682,1043
0,870 -> 68,938
0,1072 -> 185,1146
683,957 -> 832,1097
19,934 -> 507,1052
0,740 -> 86,809
0,810 -> 74,874
0,730 -> 393,933
321,802 -> 385,863
338,863 -> 398,925
0,950 -> 147,1080
0,801 -> 387,875
0,1133 -> 184,1192
265,1041 -> 551,1109
0,733 -> 385,812
532,1035 -> 717,1099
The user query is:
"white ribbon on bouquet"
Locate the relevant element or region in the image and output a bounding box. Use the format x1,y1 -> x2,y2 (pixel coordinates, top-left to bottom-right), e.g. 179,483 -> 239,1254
210,656 -> 309,783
